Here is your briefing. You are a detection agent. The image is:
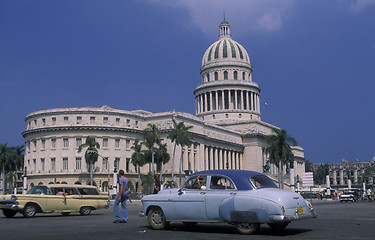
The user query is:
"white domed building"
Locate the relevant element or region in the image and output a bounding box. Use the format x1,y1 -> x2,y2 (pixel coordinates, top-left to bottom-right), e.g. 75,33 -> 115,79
22,20 -> 306,193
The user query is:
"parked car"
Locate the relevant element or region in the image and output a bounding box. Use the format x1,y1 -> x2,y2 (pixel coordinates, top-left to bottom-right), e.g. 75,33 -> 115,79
139,170 -> 317,234
339,191 -> 358,202
0,184 -> 109,218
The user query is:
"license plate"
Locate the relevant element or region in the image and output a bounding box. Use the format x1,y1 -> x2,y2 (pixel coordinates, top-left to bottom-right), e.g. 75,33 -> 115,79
297,207 -> 303,215
0,204 -> 5,208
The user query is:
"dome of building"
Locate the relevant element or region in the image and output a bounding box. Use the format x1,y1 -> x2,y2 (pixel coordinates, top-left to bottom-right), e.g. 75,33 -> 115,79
201,21 -> 251,69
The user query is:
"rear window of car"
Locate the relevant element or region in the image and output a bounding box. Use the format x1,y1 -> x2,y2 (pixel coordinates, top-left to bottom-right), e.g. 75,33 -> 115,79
77,188 -> 100,195
250,175 -> 277,189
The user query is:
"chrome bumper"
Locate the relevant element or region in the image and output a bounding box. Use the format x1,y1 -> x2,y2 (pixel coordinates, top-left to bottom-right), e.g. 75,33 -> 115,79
269,208 -> 317,222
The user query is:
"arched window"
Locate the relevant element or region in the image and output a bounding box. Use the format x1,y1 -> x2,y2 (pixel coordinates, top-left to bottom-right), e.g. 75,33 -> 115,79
206,73 -> 210,82
234,71 -> 238,80
224,71 -> 228,80
214,72 -> 218,80
242,72 -> 246,80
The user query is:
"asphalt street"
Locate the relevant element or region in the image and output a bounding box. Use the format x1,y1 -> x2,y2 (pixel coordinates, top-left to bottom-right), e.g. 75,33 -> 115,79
0,200 -> 374,240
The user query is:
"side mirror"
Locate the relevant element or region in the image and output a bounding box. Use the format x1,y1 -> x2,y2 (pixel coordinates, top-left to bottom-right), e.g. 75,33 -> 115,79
178,188 -> 184,195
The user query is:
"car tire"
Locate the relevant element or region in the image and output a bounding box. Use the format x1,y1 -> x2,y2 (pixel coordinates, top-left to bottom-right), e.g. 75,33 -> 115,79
61,212 -> 71,216
3,209 -> 17,218
235,222 -> 260,235
267,221 -> 290,230
79,207 -> 91,216
23,204 -> 37,218
147,207 -> 168,230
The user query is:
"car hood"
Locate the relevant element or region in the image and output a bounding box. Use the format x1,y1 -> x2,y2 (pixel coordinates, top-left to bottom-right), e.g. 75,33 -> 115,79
255,188 -> 308,208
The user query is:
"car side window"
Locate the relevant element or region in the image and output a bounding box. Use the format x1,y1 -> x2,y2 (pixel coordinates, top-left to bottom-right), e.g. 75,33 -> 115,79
77,188 -> 99,195
210,176 -> 235,190
185,176 -> 207,190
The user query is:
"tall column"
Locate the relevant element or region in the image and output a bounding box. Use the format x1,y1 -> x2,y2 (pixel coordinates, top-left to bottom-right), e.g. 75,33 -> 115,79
257,93 -> 260,112
333,170 -> 337,185
234,90 -> 238,109
240,91 -> 244,110
209,92 -> 213,112
183,146 -> 189,171
215,91 -> 218,110
224,150 -> 228,169
198,143 -> 204,171
218,149 -> 223,169
228,151 -> 232,169
209,147 -> 214,170
340,169 -> 344,185
205,146 -> 209,170
228,90 -> 232,110
249,92 -> 252,110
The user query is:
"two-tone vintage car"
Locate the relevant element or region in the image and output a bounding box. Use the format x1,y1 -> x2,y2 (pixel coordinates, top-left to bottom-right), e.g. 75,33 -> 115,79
0,184 -> 109,218
140,170 -> 317,234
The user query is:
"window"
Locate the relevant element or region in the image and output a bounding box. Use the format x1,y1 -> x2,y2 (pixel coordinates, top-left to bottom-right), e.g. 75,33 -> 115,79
41,139 -> 46,150
103,117 -> 108,124
126,139 -> 130,150
77,116 -> 82,124
214,72 -> 218,80
42,118 -> 46,126
76,138 -> 82,148
33,140 -> 37,151
33,159 -> 36,171
185,176 -> 207,190
116,118 -> 120,124
102,159 -> 108,171
135,121 -> 139,128
41,158 -> 45,171
63,158 -> 68,170
224,71 -> 228,79
114,158 -> 120,170
90,117 -> 95,123
34,120 -> 37,127
234,71 -> 238,80
64,117 -> 69,123
126,158 -> 130,172
103,138 -> 108,148
51,158 -> 56,171
210,176 -> 235,190
52,117 -> 56,125
242,72 -> 246,80
206,73 -> 210,82
51,139 -> 56,149
115,139 -> 120,148
126,119 -> 130,127
63,138 -> 69,148
76,157 -> 81,170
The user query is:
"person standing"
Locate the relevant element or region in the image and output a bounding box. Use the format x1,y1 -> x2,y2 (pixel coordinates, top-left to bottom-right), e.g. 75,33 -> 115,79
153,174 -> 161,194
113,169 -> 128,223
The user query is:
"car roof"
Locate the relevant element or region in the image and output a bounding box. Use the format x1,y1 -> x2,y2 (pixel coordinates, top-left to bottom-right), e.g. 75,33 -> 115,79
191,170 -> 264,190
36,184 -> 97,189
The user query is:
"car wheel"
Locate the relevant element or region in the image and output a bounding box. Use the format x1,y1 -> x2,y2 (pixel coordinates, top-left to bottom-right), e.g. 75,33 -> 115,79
267,221 -> 290,230
61,212 -> 71,216
235,222 -> 260,235
147,207 -> 168,230
23,204 -> 37,218
3,209 -> 17,218
79,207 -> 91,216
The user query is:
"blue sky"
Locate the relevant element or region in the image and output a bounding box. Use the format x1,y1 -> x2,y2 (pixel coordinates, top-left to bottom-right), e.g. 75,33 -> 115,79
1,0 -> 374,164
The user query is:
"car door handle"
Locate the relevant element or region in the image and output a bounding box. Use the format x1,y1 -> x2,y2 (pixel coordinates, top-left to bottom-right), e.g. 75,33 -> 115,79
230,192 -> 237,195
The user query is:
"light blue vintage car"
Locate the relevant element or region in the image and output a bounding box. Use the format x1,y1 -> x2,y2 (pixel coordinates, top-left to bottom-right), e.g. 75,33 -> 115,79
140,170 -> 317,234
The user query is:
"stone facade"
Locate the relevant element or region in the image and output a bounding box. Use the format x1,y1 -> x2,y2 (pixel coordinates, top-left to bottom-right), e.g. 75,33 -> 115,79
22,20 -> 306,193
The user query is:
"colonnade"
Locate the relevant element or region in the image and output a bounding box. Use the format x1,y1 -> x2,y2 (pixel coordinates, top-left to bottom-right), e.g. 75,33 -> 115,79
180,143 -> 242,172
195,89 -> 260,114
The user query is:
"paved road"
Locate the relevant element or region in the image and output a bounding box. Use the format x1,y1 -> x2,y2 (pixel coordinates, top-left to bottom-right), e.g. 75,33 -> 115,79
1,200 -> 374,240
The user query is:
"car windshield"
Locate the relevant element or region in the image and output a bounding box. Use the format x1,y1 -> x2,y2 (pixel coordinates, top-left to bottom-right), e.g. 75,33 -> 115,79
250,175 -> 277,189
27,186 -> 51,195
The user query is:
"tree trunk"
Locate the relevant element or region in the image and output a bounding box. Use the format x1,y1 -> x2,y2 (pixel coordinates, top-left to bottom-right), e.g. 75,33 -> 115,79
90,163 -> 93,186
137,165 -> 141,196
280,162 -> 284,189
151,146 -> 155,176
2,164 -> 6,195
171,142 -> 177,183
160,164 -> 163,191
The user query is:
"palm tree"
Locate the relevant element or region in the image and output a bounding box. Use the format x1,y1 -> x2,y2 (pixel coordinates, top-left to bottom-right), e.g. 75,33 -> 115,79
265,128 -> 297,189
130,141 -> 146,196
167,119 -> 193,187
14,145 -> 25,171
78,137 -> 100,186
154,142 -> 170,187
0,143 -> 15,194
143,124 -> 160,176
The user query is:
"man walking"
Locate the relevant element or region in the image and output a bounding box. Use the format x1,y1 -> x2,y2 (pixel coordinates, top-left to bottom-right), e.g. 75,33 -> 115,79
113,169 -> 128,223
